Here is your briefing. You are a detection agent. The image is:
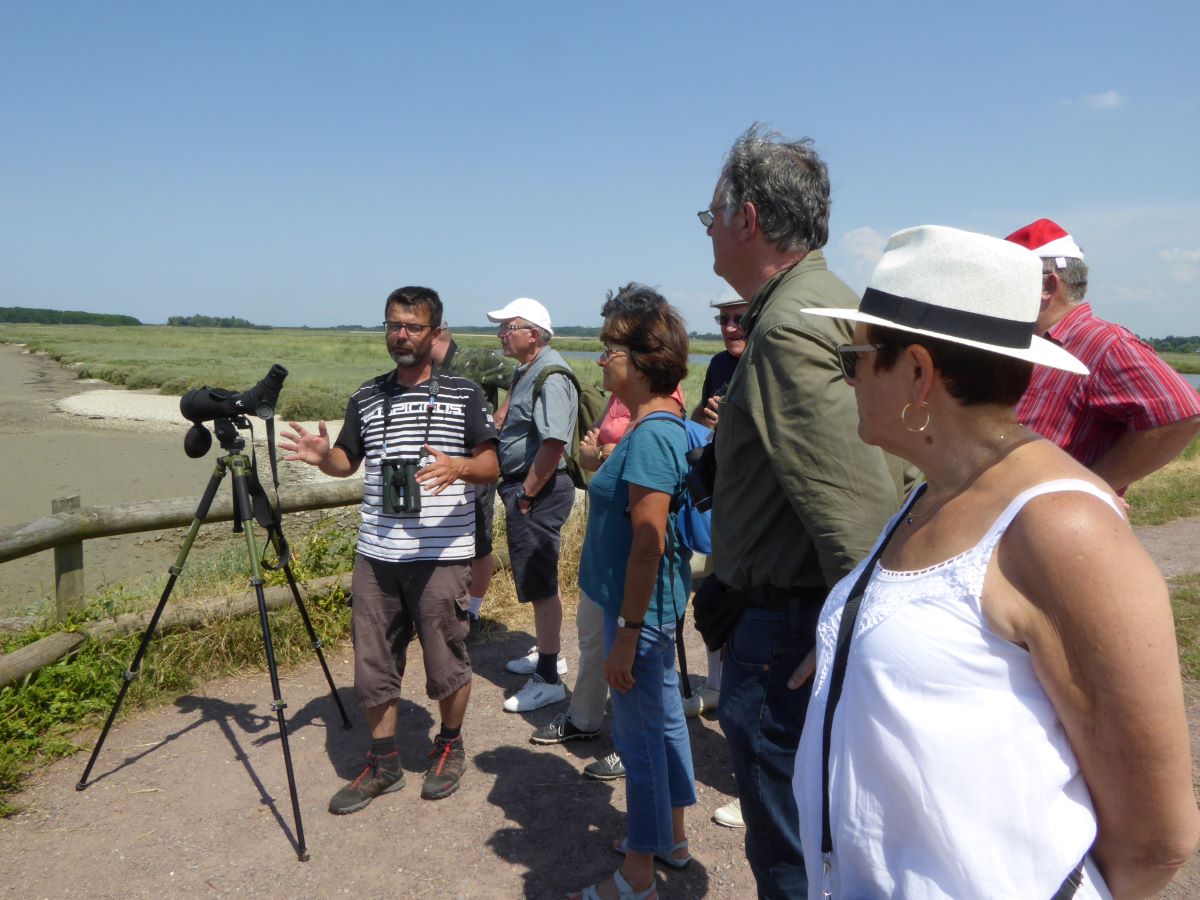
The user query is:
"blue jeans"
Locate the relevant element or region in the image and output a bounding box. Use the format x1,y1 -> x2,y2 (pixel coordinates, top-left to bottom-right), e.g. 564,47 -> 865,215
603,613 -> 697,854
719,607 -> 814,899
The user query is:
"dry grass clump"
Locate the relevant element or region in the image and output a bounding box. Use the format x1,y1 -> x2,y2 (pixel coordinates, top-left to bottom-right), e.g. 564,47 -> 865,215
1127,438 -> 1200,526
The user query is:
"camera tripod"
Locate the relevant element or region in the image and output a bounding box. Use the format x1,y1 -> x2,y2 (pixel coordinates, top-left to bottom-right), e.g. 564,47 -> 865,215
76,416 -> 351,861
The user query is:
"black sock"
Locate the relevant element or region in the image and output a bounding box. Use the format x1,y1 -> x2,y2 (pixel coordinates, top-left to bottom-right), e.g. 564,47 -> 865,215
535,652 -> 559,684
370,736 -> 399,768
438,724 -> 461,742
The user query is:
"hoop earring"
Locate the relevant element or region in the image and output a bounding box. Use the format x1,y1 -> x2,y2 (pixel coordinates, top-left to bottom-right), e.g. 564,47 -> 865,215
901,401 -> 931,433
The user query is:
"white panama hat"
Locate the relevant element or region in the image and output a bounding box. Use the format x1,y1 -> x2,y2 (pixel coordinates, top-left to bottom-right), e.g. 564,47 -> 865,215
803,224 -> 1088,375
486,297 -> 553,336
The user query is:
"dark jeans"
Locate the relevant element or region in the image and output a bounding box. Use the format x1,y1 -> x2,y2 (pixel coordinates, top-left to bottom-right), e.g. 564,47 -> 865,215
719,606 -> 814,900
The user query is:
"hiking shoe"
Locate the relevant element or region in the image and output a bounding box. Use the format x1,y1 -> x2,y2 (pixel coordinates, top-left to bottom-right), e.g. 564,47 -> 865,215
503,674 -> 567,713
583,751 -> 626,781
530,713 -> 600,745
505,646 -> 568,676
421,734 -> 466,800
328,751 -> 405,814
682,681 -> 720,718
713,798 -> 746,828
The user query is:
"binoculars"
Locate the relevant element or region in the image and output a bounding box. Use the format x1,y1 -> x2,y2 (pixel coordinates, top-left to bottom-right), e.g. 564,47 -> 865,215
381,458 -> 421,514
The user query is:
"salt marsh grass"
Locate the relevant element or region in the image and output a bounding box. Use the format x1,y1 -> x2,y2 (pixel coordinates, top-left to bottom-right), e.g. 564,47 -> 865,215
0,324 -> 720,420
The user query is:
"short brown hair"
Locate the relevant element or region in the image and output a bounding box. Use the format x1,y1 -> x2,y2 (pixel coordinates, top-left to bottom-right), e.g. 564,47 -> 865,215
867,324 -> 1033,407
599,283 -> 689,395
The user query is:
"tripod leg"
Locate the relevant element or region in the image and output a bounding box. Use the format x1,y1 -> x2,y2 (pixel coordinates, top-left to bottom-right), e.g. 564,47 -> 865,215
78,459 -> 228,790
278,560 -> 352,729
231,457 -> 309,861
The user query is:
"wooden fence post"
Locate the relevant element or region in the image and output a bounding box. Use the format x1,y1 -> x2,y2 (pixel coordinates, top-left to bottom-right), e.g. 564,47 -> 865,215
52,495 -> 84,621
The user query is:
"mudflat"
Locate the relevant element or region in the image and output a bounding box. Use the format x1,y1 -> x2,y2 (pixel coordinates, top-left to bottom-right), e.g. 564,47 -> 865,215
0,344 -> 339,618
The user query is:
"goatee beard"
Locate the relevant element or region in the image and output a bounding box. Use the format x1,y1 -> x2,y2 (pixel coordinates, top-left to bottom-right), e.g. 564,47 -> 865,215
390,349 -> 419,367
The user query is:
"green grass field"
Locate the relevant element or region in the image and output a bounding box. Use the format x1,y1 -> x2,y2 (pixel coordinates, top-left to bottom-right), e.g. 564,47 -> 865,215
0,324 -> 724,421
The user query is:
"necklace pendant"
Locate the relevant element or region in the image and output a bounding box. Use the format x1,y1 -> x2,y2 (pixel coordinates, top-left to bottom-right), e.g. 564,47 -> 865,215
905,513 -> 914,525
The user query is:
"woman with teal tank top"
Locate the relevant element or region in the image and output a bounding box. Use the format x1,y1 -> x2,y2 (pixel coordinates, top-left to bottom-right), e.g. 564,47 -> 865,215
569,284 -> 694,900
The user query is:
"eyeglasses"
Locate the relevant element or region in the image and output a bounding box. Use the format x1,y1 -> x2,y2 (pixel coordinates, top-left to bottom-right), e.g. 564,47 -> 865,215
697,204 -> 728,228
835,344 -> 881,381
599,346 -> 628,361
714,313 -> 744,329
383,320 -> 432,336
497,323 -> 536,334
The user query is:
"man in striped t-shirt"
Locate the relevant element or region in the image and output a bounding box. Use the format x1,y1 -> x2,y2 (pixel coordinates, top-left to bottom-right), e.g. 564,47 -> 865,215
281,286 -> 498,812
1007,219 -> 1200,493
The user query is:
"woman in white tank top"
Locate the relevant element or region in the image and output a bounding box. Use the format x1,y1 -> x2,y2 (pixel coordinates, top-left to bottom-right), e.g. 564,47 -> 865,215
794,226 -> 1198,899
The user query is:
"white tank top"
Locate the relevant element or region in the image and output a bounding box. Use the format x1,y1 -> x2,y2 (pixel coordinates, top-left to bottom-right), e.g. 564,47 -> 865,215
794,479 -> 1120,899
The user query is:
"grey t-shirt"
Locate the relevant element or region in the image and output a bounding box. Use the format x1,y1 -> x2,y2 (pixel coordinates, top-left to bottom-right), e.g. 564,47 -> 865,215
498,346 -> 578,477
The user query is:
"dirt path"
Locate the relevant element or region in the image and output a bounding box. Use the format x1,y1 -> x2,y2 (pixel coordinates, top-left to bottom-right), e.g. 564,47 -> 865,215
0,623 -> 752,899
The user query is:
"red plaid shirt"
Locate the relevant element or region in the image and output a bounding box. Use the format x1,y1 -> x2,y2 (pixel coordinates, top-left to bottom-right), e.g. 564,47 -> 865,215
1017,303 -> 1200,468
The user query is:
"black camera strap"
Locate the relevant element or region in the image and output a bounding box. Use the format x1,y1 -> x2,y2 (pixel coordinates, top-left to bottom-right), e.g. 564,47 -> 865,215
249,418 -> 291,570
382,370 -> 440,459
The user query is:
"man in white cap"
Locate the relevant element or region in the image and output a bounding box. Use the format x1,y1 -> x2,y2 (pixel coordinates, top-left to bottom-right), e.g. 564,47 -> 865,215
1006,218 -> 1200,492
486,297 -> 579,712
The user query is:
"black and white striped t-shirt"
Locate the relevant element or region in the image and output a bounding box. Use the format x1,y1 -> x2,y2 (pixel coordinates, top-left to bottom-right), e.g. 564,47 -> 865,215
335,371 -> 497,563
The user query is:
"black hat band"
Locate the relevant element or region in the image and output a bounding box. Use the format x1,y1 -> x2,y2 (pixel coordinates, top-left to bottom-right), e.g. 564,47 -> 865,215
860,289 -> 1036,349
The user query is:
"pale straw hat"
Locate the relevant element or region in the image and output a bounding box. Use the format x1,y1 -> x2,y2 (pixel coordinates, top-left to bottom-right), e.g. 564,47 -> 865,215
803,224 -> 1088,374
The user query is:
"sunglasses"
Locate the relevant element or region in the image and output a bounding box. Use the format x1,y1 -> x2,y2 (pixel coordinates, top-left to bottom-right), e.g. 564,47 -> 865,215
497,323 -> 536,334
599,346 -> 629,361
835,344 -> 881,381
714,313 -> 744,328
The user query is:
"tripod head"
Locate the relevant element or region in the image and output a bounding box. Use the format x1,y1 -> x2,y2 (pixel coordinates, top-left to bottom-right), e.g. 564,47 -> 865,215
212,416 -> 251,453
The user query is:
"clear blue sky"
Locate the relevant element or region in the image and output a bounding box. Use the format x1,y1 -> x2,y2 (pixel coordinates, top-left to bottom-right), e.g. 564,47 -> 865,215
3,1 -> 1197,336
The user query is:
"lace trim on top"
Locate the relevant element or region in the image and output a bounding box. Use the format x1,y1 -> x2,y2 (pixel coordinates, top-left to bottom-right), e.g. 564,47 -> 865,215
816,479 -> 1123,654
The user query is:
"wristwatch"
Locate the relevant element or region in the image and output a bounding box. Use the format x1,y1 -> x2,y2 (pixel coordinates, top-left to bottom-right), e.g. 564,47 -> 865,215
516,485 -> 532,505
617,615 -> 643,629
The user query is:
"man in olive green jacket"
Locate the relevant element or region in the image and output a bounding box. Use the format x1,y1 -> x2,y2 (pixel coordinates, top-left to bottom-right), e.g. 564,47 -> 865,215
699,124 -> 908,899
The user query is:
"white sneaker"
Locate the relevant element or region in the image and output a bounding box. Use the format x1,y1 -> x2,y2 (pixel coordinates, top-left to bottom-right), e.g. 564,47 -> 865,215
682,680 -> 720,718
503,674 -> 567,713
713,798 -> 746,829
505,646 -> 568,676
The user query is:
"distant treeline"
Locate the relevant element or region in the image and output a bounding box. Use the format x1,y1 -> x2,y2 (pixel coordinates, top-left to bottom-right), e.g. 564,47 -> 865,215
0,307 -> 141,326
1146,336 -> 1200,353
167,315 -> 270,330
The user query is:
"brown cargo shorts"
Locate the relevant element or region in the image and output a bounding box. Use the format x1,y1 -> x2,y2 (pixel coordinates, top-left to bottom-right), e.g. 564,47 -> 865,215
350,554 -> 472,706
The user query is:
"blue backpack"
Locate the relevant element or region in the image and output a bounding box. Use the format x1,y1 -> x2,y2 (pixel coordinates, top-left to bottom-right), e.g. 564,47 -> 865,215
642,413 -> 714,554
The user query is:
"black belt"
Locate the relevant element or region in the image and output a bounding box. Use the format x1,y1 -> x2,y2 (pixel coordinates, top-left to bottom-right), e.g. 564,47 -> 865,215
741,584 -> 827,610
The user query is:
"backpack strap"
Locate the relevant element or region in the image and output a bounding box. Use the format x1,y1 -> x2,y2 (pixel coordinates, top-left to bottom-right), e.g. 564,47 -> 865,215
531,364 -> 581,401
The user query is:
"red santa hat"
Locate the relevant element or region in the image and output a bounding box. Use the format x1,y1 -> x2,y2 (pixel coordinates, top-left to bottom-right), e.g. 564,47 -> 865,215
1004,218 -> 1084,269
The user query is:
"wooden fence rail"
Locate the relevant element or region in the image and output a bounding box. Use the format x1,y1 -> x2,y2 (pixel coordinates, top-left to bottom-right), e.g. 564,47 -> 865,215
0,479 -> 364,566
0,479 -> 364,620
0,479 -> 530,685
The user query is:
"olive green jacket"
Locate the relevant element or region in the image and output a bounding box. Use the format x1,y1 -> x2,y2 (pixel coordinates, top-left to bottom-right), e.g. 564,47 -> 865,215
711,251 -> 912,591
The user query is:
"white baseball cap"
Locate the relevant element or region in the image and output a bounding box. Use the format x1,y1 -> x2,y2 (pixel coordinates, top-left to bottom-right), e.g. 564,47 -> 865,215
486,297 -> 553,336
